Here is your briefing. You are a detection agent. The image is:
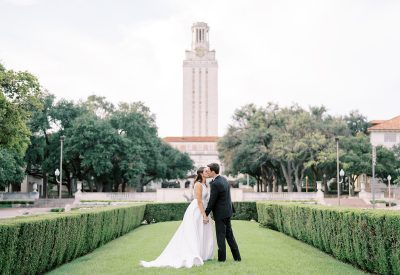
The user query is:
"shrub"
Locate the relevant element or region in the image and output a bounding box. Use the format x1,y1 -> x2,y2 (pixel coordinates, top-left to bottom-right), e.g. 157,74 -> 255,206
0,201 -> 34,205
257,202 -> 400,275
143,201 -> 257,223
50,208 -> 65,212
232,201 -> 258,221
143,202 -> 189,223
0,204 -> 145,275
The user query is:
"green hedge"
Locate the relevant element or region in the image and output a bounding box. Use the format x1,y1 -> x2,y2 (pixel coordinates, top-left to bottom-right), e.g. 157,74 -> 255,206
232,201 -> 257,221
257,202 -> 400,275
143,201 -> 257,223
0,201 -> 34,205
0,204 -> 145,275
143,202 -> 189,223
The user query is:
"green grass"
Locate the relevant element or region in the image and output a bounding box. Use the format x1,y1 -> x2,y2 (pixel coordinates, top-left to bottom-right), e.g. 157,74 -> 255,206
48,221 -> 365,275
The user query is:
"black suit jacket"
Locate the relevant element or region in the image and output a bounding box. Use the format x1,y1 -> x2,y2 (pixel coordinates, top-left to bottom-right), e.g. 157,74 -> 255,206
205,175 -> 234,220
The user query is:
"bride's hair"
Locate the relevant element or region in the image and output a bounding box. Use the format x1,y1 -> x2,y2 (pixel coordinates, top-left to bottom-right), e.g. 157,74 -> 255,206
194,167 -> 205,183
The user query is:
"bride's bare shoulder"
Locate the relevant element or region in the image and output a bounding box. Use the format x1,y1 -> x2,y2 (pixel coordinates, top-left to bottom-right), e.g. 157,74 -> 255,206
194,181 -> 202,188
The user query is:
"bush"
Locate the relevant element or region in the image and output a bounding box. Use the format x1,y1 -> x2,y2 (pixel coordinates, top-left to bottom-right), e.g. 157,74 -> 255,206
143,201 -> 257,223
0,201 -> 34,205
257,202 -> 400,275
143,202 -> 189,223
0,204 -> 145,275
50,208 -> 65,212
232,202 -> 258,221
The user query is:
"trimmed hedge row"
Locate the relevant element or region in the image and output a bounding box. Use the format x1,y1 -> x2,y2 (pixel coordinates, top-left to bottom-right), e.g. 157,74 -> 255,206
257,202 -> 400,275
143,201 -> 257,223
0,204 -> 146,275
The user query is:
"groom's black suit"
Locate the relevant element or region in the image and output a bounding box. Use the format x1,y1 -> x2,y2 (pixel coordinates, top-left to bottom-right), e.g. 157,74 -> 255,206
205,175 -> 241,262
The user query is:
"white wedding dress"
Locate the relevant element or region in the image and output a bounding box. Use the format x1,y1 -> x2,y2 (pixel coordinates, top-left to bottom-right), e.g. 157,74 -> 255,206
140,183 -> 215,268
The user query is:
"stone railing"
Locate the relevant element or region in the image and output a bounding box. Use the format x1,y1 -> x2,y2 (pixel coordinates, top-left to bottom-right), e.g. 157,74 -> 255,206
77,192 -> 157,201
74,189 -> 320,203
242,191 -> 318,201
0,192 -> 39,201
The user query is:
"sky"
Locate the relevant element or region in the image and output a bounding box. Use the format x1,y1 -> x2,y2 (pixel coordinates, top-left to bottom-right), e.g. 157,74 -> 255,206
1,0 -> 399,137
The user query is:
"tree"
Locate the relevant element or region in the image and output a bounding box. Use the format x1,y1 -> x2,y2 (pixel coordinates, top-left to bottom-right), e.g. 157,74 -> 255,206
64,114 -> 121,192
25,94 -> 86,197
0,148 -> 25,188
0,63 -> 42,154
110,102 -> 193,191
344,110 -> 370,136
268,105 -> 329,192
218,104 -> 280,192
0,63 -> 42,189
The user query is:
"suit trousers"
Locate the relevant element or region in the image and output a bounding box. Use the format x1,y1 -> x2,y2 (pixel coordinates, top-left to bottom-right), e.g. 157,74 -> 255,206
215,217 -> 241,261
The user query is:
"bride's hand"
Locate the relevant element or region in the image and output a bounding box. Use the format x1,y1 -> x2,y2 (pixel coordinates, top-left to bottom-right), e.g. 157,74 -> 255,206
203,214 -> 209,224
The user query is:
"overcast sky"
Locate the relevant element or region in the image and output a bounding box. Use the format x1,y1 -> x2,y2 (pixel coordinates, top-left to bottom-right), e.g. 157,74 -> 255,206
1,0 -> 399,137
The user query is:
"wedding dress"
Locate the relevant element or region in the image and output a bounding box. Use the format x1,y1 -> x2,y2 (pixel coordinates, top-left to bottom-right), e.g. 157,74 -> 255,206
140,183 -> 215,268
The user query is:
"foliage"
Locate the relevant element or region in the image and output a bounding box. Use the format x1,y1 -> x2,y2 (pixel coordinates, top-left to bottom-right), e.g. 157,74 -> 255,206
0,148 -> 25,187
257,202 -> 400,275
0,63 -> 42,154
143,202 -> 190,223
143,202 -> 257,223
0,204 -> 145,275
219,103 -> 350,192
232,201 -> 258,221
344,110 -> 370,136
25,96 -> 193,194
0,64 -> 43,187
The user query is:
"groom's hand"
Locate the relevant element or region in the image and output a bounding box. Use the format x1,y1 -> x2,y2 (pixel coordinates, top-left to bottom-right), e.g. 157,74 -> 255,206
203,215 -> 209,224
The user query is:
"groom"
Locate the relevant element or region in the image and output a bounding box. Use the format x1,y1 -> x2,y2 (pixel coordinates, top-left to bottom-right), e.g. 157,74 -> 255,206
204,163 -> 241,262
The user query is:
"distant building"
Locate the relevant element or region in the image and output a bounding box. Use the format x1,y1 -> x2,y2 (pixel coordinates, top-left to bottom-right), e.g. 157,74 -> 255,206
368,115 -> 400,148
182,22 -> 218,137
164,136 -> 220,171
164,22 -> 221,173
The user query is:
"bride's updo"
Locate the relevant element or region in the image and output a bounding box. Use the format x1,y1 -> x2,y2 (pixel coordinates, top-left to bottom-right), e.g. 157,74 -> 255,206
194,167 -> 205,183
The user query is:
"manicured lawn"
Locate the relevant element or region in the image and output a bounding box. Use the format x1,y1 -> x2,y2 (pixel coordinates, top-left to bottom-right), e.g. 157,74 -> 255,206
48,221 -> 366,275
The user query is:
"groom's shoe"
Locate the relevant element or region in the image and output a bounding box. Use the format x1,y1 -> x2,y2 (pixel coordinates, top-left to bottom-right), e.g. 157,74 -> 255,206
232,249 -> 241,261
218,250 -> 226,262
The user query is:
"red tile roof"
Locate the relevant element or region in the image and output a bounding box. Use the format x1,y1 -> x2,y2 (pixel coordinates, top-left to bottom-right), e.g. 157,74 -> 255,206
370,120 -> 386,125
163,136 -> 219,142
368,115 -> 400,131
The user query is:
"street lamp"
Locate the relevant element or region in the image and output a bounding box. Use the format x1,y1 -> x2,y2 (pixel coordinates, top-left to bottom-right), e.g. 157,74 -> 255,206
372,146 -> 376,209
55,168 -> 61,198
339,169 -> 345,193
335,137 -> 340,206
55,135 -> 65,199
388,175 -> 392,207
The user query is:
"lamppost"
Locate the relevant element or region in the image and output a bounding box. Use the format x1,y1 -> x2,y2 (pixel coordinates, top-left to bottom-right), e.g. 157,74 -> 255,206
55,136 -> 65,199
55,168 -> 60,198
335,137 -> 340,206
372,146 -> 376,209
339,169 -> 345,196
388,175 -> 392,207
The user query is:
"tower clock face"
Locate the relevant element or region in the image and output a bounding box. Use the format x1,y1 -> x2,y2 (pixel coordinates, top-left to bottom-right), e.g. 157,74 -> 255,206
195,47 -> 205,57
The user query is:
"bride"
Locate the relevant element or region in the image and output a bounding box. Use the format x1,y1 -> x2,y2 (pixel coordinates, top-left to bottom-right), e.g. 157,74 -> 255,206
140,167 -> 215,268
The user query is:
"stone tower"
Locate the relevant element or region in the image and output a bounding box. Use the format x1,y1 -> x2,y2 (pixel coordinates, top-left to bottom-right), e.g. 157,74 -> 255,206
182,22 -> 218,136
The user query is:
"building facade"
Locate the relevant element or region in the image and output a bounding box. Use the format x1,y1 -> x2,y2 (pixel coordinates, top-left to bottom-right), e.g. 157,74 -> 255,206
368,115 -> 400,148
164,136 -> 220,171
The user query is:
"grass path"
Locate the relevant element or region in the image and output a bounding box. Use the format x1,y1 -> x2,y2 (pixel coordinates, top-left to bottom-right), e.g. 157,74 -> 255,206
48,221 -> 366,275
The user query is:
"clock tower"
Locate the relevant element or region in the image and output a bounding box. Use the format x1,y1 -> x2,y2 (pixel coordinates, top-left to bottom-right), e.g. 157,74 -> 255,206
164,22 -> 221,175
183,22 -> 218,137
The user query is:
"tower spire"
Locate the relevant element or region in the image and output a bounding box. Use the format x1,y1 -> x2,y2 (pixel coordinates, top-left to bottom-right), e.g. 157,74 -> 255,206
191,22 -> 210,51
